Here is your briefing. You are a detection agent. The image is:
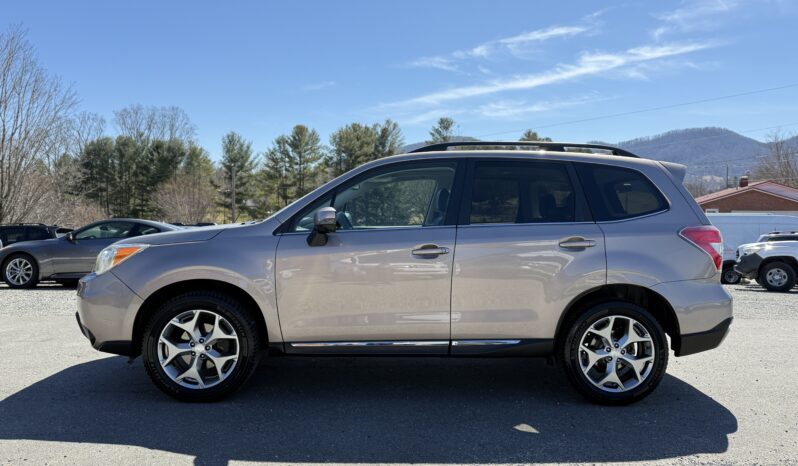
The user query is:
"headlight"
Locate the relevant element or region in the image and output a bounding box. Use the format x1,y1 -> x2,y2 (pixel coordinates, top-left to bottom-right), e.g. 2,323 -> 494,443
95,244 -> 149,275
741,245 -> 764,256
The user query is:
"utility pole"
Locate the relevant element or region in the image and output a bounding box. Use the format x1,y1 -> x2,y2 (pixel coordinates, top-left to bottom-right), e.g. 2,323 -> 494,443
726,164 -> 729,188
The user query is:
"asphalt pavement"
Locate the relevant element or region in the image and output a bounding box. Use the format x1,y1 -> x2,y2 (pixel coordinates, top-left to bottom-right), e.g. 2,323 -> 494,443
0,282 -> 796,465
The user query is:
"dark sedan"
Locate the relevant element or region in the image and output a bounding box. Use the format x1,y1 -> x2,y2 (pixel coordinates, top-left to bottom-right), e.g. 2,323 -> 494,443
0,219 -> 180,288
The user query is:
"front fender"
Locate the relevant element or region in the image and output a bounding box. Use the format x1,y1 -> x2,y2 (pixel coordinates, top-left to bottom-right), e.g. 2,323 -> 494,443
110,229 -> 282,344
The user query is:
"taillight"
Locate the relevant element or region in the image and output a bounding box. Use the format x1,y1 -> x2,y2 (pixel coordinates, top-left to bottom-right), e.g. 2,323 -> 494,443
680,226 -> 723,270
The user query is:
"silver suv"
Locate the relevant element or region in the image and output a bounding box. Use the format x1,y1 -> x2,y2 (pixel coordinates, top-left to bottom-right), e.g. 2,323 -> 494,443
76,141 -> 733,405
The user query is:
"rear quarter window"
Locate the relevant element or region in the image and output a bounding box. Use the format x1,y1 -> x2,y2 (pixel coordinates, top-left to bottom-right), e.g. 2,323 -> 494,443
576,163 -> 668,221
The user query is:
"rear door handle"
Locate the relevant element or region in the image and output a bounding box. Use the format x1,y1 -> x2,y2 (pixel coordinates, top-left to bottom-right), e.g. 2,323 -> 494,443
558,237 -> 597,249
412,244 -> 450,257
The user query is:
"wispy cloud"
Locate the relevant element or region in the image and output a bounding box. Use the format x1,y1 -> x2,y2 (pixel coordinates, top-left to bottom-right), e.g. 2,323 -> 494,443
405,18 -> 596,72
476,94 -> 610,119
406,57 -> 459,72
302,81 -> 336,91
388,41 -> 717,108
652,0 -> 739,39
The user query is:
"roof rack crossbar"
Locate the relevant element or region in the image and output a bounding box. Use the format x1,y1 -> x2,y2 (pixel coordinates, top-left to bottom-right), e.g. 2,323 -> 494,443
409,141 -> 639,158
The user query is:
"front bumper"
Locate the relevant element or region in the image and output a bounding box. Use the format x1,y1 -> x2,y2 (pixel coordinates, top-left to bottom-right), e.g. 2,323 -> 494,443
735,253 -> 763,279
76,271 -> 142,356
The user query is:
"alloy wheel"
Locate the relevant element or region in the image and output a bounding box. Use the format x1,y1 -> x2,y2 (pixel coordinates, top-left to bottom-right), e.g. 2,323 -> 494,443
578,315 -> 655,393
158,309 -> 240,389
6,258 -> 33,286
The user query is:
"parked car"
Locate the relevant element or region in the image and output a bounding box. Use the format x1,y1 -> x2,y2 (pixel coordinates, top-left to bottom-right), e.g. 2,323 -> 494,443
0,223 -> 61,249
756,231 -> 798,243
735,239 -> 798,291
708,213 -> 798,284
0,219 -> 180,288
76,141 -> 733,405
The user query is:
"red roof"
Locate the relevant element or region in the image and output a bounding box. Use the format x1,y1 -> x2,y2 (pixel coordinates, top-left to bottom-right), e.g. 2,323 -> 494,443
695,180 -> 798,205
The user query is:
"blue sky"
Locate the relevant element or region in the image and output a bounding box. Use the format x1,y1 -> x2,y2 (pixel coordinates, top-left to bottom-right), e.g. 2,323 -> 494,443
4,0 -> 798,158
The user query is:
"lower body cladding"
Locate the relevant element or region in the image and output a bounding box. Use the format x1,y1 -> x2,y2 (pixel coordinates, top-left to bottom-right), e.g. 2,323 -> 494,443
282,339 -> 554,356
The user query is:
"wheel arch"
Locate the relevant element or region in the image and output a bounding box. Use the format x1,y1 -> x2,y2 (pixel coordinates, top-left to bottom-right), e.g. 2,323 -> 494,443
760,255 -> 798,274
554,284 -> 681,355
1,251 -> 40,282
131,279 -> 269,357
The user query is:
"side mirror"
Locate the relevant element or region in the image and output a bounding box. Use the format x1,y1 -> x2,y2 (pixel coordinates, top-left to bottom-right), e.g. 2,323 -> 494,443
66,232 -> 75,243
307,207 -> 337,247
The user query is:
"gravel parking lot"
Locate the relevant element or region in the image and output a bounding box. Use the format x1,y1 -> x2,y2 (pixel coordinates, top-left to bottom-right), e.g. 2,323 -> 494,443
1,282 -> 796,465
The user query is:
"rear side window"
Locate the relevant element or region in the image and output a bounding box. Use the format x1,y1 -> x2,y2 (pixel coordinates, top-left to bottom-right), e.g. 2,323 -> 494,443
0,227 -> 26,245
469,161 -> 575,224
576,164 -> 667,221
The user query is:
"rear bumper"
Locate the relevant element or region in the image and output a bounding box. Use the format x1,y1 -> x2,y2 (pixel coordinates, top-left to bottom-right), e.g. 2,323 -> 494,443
650,278 -> 733,356
735,253 -> 763,279
674,317 -> 732,356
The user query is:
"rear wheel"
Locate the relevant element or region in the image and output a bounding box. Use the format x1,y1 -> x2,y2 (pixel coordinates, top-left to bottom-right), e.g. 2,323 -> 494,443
760,261 -> 796,292
142,291 -> 262,401
721,265 -> 741,285
561,302 -> 668,405
2,254 -> 39,289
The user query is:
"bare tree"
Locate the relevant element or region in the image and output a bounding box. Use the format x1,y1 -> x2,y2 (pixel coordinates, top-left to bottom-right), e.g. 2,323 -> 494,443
113,104 -> 195,144
70,111 -> 106,155
752,130 -> 798,187
152,176 -> 215,224
0,26 -> 78,223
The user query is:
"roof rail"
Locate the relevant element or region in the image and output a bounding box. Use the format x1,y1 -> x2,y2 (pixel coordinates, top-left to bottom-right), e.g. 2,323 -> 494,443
409,141 -> 639,158
0,223 -> 49,227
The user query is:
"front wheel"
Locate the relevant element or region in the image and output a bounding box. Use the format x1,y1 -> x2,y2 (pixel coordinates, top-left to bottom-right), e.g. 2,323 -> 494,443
142,291 -> 262,401
760,261 -> 796,292
721,266 -> 741,285
2,254 -> 39,289
561,302 -> 669,405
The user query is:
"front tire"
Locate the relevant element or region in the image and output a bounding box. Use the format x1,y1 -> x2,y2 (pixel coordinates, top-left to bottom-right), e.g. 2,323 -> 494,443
142,291 -> 262,401
760,261 -> 796,292
561,302 -> 668,405
2,253 -> 39,289
721,265 -> 741,285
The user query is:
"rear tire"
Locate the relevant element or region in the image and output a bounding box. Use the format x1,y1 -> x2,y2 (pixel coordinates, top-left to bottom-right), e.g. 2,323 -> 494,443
142,291 -> 262,401
760,261 -> 796,292
721,266 -> 741,285
2,253 -> 39,289
561,301 -> 668,405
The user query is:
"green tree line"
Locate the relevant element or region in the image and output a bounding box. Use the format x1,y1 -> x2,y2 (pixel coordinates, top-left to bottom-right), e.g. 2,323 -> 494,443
71,114 -> 554,223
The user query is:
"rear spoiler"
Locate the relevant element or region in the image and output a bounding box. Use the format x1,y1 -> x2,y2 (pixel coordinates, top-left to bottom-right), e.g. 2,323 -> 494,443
659,161 -> 687,183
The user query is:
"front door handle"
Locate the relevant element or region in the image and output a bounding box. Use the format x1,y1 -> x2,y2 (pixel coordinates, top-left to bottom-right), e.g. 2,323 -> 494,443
558,237 -> 597,249
412,244 -> 450,257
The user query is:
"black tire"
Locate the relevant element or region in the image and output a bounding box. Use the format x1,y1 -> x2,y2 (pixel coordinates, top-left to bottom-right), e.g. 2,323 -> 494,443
142,291 -> 263,402
721,266 -> 741,285
561,301 -> 669,405
760,261 -> 796,292
2,253 -> 39,289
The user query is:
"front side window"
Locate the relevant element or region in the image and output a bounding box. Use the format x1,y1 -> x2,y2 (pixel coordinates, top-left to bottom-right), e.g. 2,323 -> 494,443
469,161 -> 575,224
74,222 -> 136,240
290,162 -> 457,232
27,228 -> 51,241
575,163 -> 668,221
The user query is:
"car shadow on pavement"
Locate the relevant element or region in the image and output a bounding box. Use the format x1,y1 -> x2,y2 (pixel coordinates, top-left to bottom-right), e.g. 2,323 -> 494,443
0,356 -> 737,465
